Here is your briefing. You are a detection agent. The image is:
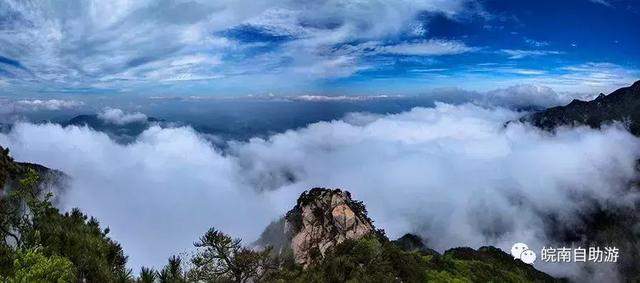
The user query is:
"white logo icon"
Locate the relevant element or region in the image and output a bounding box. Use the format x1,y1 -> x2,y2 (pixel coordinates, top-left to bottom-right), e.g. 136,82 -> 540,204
511,242 -> 536,264
520,249 -> 537,264
511,243 -> 529,259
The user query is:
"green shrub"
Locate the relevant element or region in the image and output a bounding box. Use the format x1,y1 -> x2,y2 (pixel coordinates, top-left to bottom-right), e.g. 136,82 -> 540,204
11,248 -> 76,283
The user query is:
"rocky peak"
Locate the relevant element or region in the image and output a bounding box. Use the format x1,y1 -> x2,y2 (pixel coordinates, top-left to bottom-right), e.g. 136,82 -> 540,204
284,188 -> 375,267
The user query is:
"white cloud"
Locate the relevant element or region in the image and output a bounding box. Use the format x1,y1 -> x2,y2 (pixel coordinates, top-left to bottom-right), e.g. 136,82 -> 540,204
275,38 -> 477,79
290,55 -> 369,79
14,99 -> 84,111
505,69 -> 546,75
469,66 -> 547,76
242,1 -> 468,41
558,62 -> 638,86
477,84 -> 592,108
97,108 -> 148,125
409,22 -> 427,36
290,94 -> 400,102
533,62 -> 640,92
524,38 -> 550,47
589,0 -> 613,7
500,49 -> 562,59
444,62 -> 639,94
377,40 -> 477,56
1,103 -> 639,281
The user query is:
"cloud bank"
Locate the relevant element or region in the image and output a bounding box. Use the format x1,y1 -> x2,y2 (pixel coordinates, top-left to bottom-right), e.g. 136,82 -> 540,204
1,103 -> 639,280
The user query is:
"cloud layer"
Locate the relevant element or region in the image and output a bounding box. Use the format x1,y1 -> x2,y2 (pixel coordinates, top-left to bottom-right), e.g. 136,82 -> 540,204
1,103 -> 639,280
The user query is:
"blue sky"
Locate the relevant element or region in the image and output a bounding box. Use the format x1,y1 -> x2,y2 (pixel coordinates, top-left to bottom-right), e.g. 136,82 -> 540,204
0,0 -> 638,96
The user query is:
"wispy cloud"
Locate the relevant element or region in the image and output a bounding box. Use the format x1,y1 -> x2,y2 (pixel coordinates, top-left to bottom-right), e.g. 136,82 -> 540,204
376,40 -> 477,56
524,38 -> 550,47
553,62 -> 640,88
589,0 -> 613,7
504,69 -> 546,75
500,49 -> 563,59
14,99 -> 84,111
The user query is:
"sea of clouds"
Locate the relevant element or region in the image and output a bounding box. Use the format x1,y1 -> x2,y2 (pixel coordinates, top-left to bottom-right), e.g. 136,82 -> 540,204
1,102 -> 639,280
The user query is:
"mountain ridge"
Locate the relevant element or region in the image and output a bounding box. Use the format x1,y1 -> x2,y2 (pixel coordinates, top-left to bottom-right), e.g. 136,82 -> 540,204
522,80 -> 640,135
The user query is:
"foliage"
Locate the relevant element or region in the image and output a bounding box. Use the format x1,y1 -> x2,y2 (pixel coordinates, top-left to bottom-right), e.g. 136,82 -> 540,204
0,154 -> 130,282
159,255 -> 187,283
27,207 -> 130,282
188,228 -> 278,283
9,248 -> 76,283
0,147 -> 19,190
427,246 -> 559,282
268,234 -> 429,282
138,266 -> 157,283
266,234 -> 560,283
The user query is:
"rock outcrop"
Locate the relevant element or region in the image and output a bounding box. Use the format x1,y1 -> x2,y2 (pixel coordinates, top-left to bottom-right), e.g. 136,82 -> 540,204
283,188 -> 375,267
255,189 -> 560,281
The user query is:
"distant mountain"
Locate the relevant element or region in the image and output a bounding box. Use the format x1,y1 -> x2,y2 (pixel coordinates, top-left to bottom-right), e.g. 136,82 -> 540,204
522,80 -> 640,135
63,114 -> 165,143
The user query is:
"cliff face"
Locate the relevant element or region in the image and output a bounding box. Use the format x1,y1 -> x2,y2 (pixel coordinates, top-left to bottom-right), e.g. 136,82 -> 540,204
522,80 -> 640,135
284,188 -> 375,267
